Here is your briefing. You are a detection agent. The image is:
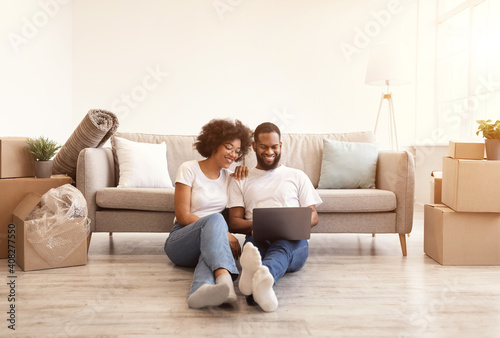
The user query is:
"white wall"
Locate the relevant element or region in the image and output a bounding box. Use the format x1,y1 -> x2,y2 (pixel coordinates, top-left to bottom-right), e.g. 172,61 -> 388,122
72,0 -> 419,142
0,0 -> 73,145
3,0 -> 440,202
0,0 -> 420,143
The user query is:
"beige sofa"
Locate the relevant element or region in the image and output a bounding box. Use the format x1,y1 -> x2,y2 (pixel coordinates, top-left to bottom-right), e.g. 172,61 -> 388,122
76,131 -> 415,255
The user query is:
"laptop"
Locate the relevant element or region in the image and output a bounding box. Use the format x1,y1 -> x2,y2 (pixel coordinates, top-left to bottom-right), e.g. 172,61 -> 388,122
252,207 -> 312,241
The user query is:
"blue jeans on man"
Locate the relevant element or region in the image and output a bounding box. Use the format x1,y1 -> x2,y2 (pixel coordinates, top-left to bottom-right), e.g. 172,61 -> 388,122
244,235 -> 309,283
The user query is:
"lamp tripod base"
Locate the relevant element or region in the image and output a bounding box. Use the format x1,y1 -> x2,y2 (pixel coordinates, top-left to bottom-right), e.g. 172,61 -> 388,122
374,92 -> 399,151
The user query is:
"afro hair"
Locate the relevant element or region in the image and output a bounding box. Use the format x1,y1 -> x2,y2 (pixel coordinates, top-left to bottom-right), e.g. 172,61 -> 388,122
194,119 -> 253,162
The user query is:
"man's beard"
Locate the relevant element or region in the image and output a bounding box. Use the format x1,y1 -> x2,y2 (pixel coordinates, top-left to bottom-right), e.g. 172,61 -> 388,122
256,152 -> 281,170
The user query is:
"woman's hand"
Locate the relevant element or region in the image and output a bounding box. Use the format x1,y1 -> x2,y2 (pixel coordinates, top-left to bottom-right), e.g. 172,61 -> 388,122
228,232 -> 242,261
230,165 -> 249,180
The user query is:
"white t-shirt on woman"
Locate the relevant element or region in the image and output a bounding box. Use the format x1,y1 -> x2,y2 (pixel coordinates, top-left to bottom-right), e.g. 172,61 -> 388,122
175,160 -> 231,219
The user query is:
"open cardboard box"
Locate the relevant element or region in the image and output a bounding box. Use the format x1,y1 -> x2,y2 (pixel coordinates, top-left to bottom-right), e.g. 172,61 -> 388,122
0,175 -> 72,259
424,204 -> 500,265
442,156 -> 500,212
13,192 -> 88,271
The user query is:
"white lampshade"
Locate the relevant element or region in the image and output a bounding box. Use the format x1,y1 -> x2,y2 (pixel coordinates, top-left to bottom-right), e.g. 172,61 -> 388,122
365,44 -> 411,86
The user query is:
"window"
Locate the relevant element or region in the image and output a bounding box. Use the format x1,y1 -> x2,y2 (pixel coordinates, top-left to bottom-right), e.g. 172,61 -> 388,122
435,0 -> 500,142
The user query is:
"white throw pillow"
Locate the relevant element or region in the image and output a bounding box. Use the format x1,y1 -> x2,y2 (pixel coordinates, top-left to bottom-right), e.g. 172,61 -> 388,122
113,136 -> 173,188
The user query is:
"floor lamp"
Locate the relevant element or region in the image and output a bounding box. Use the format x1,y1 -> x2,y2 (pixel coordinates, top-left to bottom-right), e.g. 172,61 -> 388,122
365,44 -> 411,151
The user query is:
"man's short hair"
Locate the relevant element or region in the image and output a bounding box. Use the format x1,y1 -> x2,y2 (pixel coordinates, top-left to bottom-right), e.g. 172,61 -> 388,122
253,122 -> 281,143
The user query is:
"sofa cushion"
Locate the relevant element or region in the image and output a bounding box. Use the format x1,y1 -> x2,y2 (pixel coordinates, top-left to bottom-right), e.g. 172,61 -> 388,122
97,187 -> 395,214
113,131 -> 376,189
316,189 -> 396,212
96,188 -> 175,212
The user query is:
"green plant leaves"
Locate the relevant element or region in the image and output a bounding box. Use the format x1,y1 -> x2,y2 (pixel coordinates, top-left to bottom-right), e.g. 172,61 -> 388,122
25,136 -> 62,161
476,119 -> 500,139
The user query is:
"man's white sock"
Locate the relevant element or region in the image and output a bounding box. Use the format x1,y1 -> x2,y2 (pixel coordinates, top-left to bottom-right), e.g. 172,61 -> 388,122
252,266 -> 278,312
239,242 -> 262,295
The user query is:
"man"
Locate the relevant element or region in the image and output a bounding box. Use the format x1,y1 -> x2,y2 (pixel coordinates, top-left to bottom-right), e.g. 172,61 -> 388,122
227,122 -> 322,312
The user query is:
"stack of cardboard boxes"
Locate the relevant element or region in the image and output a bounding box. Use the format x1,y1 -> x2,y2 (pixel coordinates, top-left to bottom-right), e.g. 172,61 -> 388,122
425,141 -> 500,265
0,137 -> 86,271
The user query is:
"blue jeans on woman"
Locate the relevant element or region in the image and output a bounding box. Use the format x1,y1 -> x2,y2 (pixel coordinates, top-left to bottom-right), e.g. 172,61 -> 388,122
244,235 -> 309,283
164,213 -> 239,296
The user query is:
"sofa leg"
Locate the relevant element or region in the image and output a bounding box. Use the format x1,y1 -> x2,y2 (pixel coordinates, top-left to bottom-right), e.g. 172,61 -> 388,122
109,232 -> 113,236
399,234 -> 407,256
372,233 -> 375,237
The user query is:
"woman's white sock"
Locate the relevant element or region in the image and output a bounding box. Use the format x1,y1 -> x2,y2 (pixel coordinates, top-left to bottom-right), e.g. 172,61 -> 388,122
216,273 -> 237,304
187,283 -> 230,309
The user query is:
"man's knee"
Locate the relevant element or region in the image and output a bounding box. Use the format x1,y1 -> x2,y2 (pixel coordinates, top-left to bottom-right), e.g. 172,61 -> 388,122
273,239 -> 308,252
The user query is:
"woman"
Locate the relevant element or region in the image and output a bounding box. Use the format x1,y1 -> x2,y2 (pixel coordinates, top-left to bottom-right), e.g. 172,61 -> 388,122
164,118 -> 252,309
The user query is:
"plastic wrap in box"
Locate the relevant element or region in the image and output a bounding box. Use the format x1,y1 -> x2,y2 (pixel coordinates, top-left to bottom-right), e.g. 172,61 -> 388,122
25,184 -> 90,266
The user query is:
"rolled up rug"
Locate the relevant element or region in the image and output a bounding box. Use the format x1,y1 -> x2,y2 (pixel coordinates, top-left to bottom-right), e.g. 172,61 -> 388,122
53,109 -> 119,181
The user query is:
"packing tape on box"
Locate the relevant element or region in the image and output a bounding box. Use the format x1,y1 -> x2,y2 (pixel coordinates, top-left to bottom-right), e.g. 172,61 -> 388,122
25,185 -> 90,266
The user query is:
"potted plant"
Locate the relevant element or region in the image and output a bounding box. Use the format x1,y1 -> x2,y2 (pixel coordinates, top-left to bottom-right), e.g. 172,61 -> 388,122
476,119 -> 500,160
25,136 -> 62,178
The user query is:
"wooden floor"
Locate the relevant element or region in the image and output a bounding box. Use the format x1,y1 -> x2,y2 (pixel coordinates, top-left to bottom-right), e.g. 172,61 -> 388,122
3,206 -> 500,337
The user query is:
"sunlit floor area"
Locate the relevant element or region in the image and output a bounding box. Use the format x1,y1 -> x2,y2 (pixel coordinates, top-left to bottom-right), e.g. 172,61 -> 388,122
3,206 -> 500,337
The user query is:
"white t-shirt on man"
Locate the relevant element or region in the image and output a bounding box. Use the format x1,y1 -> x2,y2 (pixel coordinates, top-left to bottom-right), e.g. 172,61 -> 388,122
175,160 -> 231,219
227,165 -> 322,221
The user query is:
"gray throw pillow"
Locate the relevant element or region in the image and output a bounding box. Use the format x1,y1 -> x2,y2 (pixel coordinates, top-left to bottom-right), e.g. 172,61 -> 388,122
318,138 -> 378,189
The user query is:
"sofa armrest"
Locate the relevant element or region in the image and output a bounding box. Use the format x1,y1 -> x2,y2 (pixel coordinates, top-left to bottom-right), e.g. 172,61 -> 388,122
76,147 -> 116,232
375,150 -> 415,234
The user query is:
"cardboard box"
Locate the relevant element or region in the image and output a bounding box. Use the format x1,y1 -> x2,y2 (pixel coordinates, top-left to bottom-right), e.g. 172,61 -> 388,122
448,141 -> 484,160
430,171 -> 442,204
424,204 -> 500,265
0,137 -> 35,178
0,175 -> 71,258
13,193 -> 87,271
442,156 -> 500,212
